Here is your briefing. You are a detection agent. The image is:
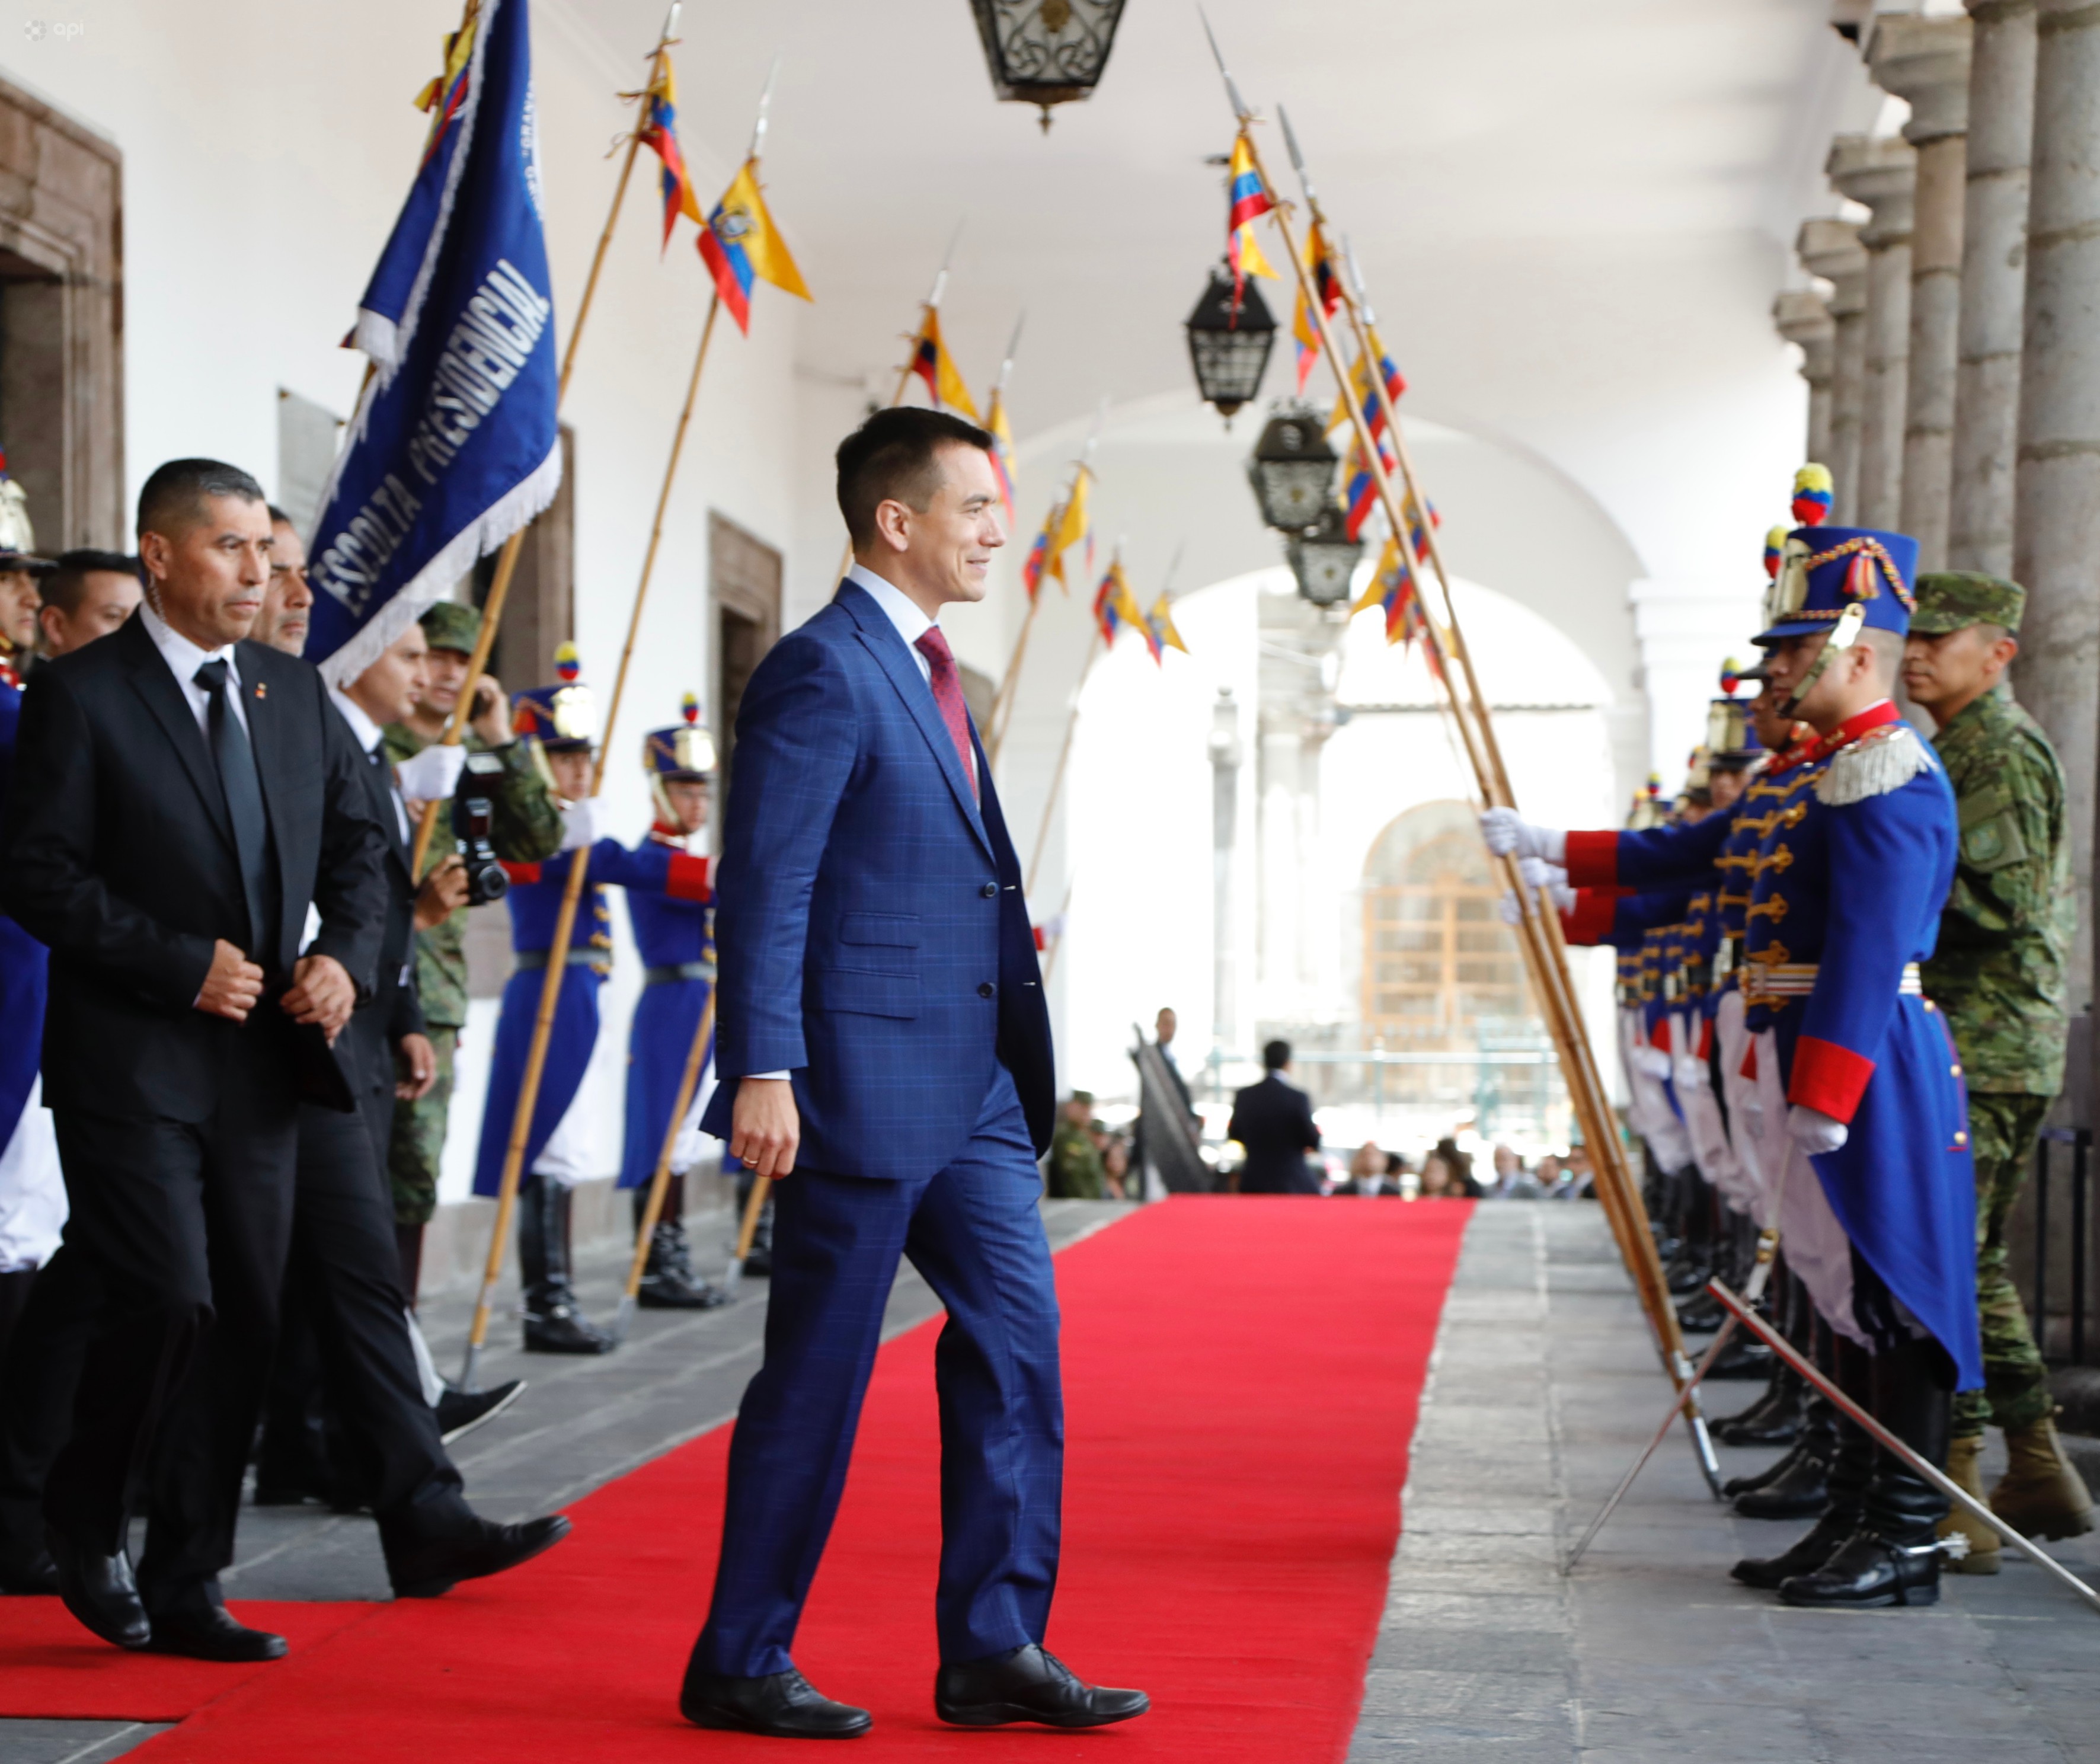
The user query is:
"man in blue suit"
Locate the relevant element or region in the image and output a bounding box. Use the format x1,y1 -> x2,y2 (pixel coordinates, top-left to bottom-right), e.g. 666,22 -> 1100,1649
679,409 -> 1148,1740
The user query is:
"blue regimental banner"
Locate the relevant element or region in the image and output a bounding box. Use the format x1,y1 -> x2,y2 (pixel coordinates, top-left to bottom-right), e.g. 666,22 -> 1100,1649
307,0 -> 560,685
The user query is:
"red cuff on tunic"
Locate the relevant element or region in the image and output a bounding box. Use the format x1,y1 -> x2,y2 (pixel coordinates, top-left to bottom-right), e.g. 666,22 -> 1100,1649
1788,1036 -> 1875,1124
666,852 -> 712,902
1563,829 -> 1619,888
500,861 -> 542,885
1562,890 -> 1618,946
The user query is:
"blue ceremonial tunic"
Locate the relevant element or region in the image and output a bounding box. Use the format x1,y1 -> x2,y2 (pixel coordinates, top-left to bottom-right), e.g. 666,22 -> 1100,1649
616,829 -> 714,1191
0,669 -> 48,1154
472,835 -> 714,1197
1568,711 -> 1980,1385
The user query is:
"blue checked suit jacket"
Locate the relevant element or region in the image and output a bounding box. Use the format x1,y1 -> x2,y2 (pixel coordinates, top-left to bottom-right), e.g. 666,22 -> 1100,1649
698,580 -> 1055,1179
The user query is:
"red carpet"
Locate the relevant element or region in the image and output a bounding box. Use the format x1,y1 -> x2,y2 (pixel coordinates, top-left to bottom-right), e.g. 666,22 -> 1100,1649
1,1197 -> 1469,1759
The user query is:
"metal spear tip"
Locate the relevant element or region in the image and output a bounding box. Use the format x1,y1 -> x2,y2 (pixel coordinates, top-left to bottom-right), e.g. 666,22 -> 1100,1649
1197,5 -> 1251,122
611,1293 -> 637,1344
749,53 -> 782,159
661,1 -> 680,45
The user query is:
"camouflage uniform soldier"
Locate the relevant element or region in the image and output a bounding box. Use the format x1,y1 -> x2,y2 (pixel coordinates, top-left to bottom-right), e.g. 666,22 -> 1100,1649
1906,571 -> 2094,1567
381,601 -> 566,1300
1047,1091 -> 1107,1200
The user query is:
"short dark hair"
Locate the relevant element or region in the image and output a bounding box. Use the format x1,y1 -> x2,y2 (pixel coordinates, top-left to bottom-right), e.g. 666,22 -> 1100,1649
1264,1038 -> 1291,1072
835,407 -> 993,551
136,458 -> 267,541
267,503 -> 295,528
41,548 -> 141,615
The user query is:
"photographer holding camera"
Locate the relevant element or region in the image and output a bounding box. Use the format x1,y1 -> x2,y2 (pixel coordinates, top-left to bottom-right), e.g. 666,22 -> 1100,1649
382,600 -> 567,1305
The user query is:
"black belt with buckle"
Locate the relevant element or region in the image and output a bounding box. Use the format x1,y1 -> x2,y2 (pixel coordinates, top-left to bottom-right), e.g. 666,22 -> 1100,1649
644,961 -> 715,986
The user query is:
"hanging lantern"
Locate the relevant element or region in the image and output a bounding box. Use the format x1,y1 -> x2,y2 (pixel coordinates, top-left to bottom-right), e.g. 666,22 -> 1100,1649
1185,263 -> 1277,424
1245,401 -> 1338,533
1285,504 -> 1364,608
968,0 -> 1127,133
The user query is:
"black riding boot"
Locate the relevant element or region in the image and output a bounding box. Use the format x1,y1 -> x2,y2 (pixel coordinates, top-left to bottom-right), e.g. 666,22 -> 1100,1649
1715,1268 -> 1807,1446
635,1177 -> 728,1309
1664,1171 -> 1715,1296
520,1176 -> 615,1354
1781,1335 -> 1952,1608
1731,1319 -> 1852,1514
1734,1334 -> 1876,1586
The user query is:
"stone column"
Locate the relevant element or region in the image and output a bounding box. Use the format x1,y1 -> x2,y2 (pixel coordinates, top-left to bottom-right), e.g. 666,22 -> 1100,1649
1773,289 -> 1838,465
1208,687 -> 1242,1089
1949,0 -> 2038,576
1797,220 -> 1869,519
2013,0 -> 2100,1011
1829,135 -> 1918,531
1871,15 -> 1973,570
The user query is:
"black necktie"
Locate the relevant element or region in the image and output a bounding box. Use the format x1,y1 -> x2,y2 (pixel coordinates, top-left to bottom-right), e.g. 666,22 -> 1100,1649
194,658 -> 272,956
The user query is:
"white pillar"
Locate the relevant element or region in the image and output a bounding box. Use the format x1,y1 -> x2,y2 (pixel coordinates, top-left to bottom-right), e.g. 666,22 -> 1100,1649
1829,135 -> 1918,531
1773,288 -> 1838,465
1208,686 -> 1242,1083
1949,0 -> 2038,577
2013,0 -> 2100,1011
1871,14 -> 1973,570
1797,219 -> 1869,519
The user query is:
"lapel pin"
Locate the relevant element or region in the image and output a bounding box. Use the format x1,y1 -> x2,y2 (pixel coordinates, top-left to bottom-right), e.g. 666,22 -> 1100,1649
254,682 -> 267,700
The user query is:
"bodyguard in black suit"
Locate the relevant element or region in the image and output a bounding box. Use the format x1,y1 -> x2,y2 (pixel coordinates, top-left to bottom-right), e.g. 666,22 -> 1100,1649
1228,1040 -> 1323,1196
258,618 -> 564,1601
0,461 -> 387,1658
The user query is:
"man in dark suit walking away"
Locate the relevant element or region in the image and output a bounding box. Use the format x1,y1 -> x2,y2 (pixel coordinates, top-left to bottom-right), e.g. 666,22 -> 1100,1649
1229,1040 -> 1323,1195
0,460 -> 388,1661
679,410 -> 1148,1740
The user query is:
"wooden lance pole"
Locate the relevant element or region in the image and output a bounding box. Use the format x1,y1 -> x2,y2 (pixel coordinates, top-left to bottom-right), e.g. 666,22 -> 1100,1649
1204,45 -> 1710,1459
459,63 -> 770,1386
612,992 -> 717,1338
407,2 -> 679,881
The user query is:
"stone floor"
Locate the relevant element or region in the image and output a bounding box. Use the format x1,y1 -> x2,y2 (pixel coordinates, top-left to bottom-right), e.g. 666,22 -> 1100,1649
1350,1203 -> 2100,1764
0,1199 -> 1128,1762
9,1199 -> 2099,1763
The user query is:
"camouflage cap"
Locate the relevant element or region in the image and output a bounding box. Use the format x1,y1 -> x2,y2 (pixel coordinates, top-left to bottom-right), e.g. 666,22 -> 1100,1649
1068,1089 -> 1095,1107
419,599 -> 482,654
1911,571 -> 2025,636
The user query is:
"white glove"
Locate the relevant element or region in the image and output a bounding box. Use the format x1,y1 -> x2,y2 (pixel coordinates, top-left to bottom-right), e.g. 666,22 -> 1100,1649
1499,890 -> 1522,927
1673,1054 -> 1705,1088
1786,1104 -> 1849,1155
1479,807 -> 1565,865
558,795 -> 599,852
1503,883 -> 1577,925
393,742 -> 468,804
1631,1044 -> 1673,1079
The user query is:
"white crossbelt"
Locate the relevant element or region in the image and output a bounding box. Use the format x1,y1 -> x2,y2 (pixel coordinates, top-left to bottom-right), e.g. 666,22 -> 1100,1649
1745,960 -> 1922,999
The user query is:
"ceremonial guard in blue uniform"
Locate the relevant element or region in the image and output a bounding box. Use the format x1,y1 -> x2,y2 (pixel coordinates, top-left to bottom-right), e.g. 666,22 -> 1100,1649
1488,488 -> 1978,1609
475,653 -> 724,1350
618,697 -> 727,1309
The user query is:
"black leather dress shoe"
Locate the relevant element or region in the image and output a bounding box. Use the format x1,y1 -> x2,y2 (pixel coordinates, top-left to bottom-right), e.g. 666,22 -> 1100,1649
44,1526 -> 149,1650
387,1512 -> 570,1599
1779,1529 -> 1941,1608
1731,1508 -> 1857,1589
680,1664 -> 872,1738
436,1379 -> 526,1446
935,1644 -> 1149,1729
144,1586 -> 286,1662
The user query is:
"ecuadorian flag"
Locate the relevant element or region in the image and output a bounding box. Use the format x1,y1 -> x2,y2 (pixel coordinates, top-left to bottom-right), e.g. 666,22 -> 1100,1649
637,57 -> 704,249
699,158 -> 811,334
909,307 -> 978,419
1226,132 -> 1276,293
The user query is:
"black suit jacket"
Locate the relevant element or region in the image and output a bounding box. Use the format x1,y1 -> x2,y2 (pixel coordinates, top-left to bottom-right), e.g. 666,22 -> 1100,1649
330,707 -> 426,1132
1228,1073 -> 1322,1195
0,615 -> 389,1123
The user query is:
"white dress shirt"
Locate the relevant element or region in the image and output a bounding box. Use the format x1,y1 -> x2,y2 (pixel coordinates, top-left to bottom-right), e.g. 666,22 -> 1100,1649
139,597 -> 249,738
846,562 -> 936,685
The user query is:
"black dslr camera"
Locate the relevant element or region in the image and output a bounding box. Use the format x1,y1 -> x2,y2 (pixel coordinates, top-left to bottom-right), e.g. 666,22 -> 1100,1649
453,751 -> 508,907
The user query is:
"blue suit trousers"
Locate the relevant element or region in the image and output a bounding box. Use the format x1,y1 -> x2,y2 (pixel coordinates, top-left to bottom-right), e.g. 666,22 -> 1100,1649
695,1065 -> 1062,1675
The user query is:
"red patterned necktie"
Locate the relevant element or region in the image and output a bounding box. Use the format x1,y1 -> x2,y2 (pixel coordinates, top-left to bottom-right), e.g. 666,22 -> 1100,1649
913,625 -> 979,803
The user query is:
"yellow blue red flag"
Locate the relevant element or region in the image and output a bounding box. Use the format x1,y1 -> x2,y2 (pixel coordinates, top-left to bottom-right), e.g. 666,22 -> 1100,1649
1293,221 -> 1343,394
1351,537 -> 1428,652
910,308 -> 979,420
1044,468 -> 1089,592
635,55 -> 704,249
1328,333 -> 1408,442
699,158 -> 811,334
413,7 -> 479,168
1092,560 -> 1146,645
985,386 -> 1017,528
1226,132 -> 1277,295
1142,593 -> 1189,665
